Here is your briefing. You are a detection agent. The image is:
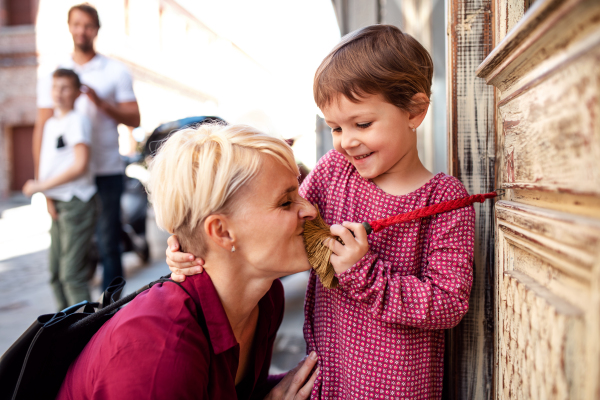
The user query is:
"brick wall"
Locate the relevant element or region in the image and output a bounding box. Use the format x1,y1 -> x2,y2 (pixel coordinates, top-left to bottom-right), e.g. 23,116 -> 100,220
0,26 -> 37,197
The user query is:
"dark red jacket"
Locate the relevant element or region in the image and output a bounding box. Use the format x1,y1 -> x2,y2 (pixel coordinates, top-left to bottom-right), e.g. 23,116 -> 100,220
57,273 -> 285,399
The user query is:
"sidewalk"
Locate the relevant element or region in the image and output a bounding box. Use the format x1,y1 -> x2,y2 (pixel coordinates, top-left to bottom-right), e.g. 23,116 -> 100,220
0,193 -> 308,374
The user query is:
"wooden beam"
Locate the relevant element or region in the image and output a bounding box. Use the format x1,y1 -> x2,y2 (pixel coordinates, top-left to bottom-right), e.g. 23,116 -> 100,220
443,0 -> 496,399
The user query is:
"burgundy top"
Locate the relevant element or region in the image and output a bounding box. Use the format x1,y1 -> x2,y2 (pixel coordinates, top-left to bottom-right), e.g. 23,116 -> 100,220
300,150 -> 475,399
57,273 -> 285,400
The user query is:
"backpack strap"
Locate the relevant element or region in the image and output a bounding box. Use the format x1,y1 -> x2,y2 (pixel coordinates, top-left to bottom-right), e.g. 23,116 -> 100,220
71,275 -> 175,329
160,279 -> 210,341
71,275 -> 209,338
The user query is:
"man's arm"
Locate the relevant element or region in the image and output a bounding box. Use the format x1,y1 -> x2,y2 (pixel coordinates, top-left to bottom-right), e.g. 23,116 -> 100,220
84,86 -> 140,127
32,108 -> 54,178
23,143 -> 89,196
100,100 -> 140,127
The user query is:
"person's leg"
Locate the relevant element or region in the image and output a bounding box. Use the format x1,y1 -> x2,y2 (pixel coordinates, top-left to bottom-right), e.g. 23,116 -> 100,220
48,201 -> 68,311
59,195 -> 98,306
95,174 -> 124,290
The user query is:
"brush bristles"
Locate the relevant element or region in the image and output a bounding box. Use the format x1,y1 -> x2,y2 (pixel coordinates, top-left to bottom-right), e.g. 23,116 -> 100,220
303,205 -> 339,289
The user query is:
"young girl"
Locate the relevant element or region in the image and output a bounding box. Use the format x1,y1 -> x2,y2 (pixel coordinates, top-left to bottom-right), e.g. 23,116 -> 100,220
167,25 -> 474,399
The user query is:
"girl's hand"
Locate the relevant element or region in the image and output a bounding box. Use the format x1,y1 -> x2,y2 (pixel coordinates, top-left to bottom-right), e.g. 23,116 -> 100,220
326,222 -> 369,275
265,351 -> 319,400
166,235 -> 204,282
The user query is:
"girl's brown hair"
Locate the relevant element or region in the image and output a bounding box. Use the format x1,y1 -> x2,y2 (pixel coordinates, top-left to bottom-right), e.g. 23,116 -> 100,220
314,24 -> 433,114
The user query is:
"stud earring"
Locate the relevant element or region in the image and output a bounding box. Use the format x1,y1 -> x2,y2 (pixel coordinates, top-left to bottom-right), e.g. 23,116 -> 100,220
231,245 -> 236,253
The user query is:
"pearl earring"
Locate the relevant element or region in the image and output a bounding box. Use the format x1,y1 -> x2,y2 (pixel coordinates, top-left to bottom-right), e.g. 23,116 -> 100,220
231,245 -> 236,253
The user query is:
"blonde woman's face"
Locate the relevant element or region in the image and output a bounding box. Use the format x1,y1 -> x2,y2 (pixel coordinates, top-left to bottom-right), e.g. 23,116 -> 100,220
230,155 -> 316,278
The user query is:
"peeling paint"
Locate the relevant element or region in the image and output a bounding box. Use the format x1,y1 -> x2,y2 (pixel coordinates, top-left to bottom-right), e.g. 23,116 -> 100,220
506,149 -> 515,183
503,119 -> 520,133
455,7 -> 484,34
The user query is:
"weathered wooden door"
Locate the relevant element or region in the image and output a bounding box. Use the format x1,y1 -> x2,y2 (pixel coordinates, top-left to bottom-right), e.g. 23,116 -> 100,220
476,0 -> 600,398
10,125 -> 34,191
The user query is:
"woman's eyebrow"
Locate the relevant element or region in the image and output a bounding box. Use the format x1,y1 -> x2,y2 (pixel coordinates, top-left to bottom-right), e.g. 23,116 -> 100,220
278,186 -> 297,198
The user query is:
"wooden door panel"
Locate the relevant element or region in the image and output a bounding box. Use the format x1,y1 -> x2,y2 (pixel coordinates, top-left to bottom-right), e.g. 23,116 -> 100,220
499,47 -> 600,194
496,200 -> 599,398
500,270 -> 584,400
10,125 -> 34,191
476,0 -> 600,398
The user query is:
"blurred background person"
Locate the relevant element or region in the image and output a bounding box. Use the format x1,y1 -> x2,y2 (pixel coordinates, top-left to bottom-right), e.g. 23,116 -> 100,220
23,68 -> 97,311
33,3 -> 141,291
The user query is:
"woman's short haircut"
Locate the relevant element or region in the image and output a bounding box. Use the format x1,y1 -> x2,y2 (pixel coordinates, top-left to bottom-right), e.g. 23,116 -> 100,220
314,24 -> 433,113
147,123 -> 299,256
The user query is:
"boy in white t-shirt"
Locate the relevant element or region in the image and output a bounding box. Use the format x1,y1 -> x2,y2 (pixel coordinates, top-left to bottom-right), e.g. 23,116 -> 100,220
23,69 -> 98,311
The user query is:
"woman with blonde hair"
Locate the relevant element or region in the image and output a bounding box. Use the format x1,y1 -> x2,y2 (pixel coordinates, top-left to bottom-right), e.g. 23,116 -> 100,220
57,123 -> 319,400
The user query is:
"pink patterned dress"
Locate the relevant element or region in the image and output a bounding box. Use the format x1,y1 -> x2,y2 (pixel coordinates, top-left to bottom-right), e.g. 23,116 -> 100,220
300,150 -> 475,399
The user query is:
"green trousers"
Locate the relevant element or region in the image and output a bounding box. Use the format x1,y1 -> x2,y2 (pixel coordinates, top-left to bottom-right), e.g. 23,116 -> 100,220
49,194 -> 98,311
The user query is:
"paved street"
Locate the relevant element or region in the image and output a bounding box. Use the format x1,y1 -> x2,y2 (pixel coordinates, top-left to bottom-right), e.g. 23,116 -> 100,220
0,194 -> 308,374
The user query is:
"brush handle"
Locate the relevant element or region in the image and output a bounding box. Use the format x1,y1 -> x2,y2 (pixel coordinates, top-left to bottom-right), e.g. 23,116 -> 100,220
364,191 -> 499,234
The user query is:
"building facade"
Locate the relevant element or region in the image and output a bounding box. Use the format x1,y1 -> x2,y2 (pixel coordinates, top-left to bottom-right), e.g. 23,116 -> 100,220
0,0 -> 281,198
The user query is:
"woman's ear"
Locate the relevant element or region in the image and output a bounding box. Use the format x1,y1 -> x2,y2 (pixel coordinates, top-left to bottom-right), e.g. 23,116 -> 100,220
408,93 -> 430,128
204,215 -> 234,251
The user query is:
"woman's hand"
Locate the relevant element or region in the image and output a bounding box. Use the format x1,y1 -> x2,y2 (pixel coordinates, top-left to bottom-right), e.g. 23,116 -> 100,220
326,222 -> 369,275
166,235 -> 204,282
265,351 -> 319,400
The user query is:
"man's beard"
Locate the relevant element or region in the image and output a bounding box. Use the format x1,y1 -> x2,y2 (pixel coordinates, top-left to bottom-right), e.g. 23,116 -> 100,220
74,41 -> 94,53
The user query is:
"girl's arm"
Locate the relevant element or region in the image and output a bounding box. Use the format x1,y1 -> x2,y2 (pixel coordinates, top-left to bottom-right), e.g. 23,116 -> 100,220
332,185 -> 475,330
22,143 -> 89,196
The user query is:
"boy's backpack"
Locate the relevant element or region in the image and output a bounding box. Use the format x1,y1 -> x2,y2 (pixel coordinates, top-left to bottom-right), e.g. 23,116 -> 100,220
0,275 -> 197,400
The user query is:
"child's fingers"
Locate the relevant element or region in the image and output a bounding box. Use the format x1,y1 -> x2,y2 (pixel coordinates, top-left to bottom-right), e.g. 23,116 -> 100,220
324,236 -> 345,256
166,247 -> 197,264
170,272 -> 186,282
167,259 -> 195,270
341,221 -> 368,243
167,235 -> 180,251
170,266 -> 204,276
330,224 -> 357,247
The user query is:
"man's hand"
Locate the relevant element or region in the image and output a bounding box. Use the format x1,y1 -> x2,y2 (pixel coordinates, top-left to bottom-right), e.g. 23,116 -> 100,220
326,222 -> 369,275
265,352 -> 319,400
82,84 -> 140,127
46,197 -> 58,220
82,84 -> 103,109
166,235 -> 204,282
22,179 -> 42,197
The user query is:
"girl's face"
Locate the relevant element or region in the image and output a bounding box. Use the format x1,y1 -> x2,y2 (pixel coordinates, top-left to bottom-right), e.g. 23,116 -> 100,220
322,93 -> 419,182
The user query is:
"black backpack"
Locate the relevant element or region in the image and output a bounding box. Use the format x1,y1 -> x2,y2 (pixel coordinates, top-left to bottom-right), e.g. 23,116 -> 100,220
0,275 -> 199,400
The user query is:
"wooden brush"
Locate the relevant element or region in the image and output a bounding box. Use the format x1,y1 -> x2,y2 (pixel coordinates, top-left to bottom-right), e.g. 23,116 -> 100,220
302,191 -> 502,289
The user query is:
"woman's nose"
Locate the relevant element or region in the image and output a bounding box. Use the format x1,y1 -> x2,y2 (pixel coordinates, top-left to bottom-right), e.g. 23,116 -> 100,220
299,198 -> 317,220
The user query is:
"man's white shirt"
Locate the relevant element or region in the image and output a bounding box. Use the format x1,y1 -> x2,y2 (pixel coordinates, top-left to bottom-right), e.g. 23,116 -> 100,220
37,54 -> 136,176
39,110 -> 96,202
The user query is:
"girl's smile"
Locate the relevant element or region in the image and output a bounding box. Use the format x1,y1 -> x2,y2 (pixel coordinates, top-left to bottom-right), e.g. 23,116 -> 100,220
322,93 -> 434,196
323,93 -> 417,180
